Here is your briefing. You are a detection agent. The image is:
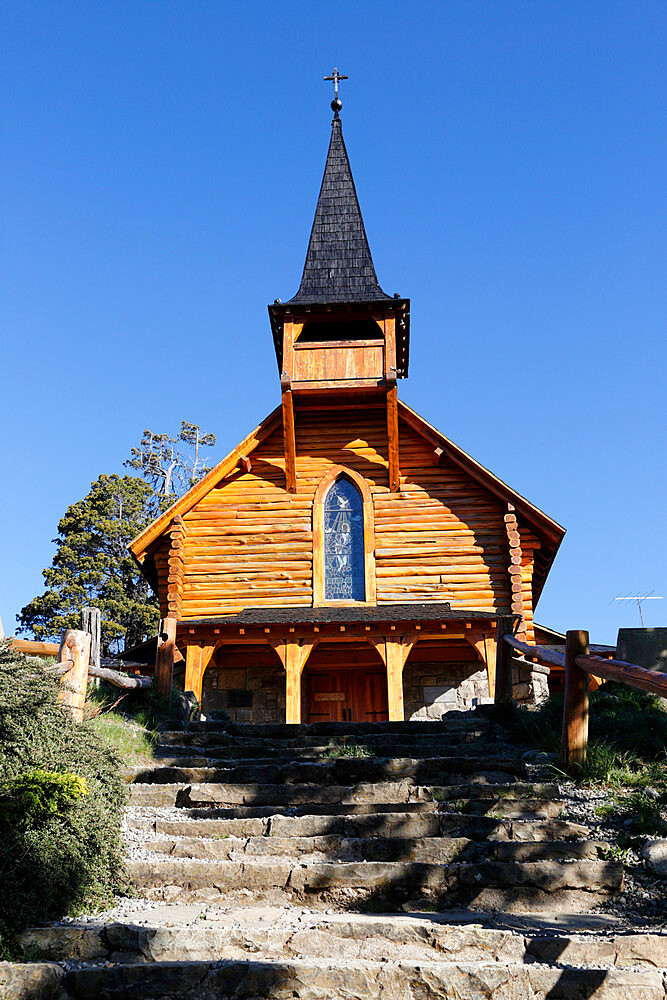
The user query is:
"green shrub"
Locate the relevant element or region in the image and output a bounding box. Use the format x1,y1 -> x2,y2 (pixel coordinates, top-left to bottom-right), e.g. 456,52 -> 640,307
0,639 -> 127,947
0,769 -> 88,829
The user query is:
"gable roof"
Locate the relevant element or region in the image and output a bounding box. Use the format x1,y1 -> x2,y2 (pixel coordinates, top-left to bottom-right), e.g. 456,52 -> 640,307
129,406 -> 282,561
130,400 -> 564,607
396,401 -> 565,601
288,115 -> 390,305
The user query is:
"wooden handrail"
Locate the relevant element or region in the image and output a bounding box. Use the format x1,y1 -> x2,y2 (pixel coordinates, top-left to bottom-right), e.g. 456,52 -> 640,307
502,634 -> 565,668
499,628 -> 667,770
574,653 -> 667,698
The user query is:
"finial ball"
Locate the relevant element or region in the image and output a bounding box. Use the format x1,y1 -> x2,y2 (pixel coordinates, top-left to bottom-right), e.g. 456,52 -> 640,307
331,98 -> 343,113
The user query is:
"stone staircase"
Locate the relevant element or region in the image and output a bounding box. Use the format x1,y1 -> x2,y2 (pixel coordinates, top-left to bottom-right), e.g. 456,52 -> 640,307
9,715 -> 667,998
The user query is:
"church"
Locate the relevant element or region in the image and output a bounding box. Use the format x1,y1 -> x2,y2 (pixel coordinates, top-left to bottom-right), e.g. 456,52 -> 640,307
130,81 -> 565,724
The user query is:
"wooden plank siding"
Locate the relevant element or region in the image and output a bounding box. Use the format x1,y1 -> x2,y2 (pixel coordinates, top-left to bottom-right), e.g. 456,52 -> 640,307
175,406 -> 533,623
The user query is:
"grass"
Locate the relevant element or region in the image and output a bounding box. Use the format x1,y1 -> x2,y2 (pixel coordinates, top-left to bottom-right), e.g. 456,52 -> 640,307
87,713 -> 157,764
595,790 -> 667,837
507,682 -> 667,788
84,682 -> 182,764
323,742 -> 375,758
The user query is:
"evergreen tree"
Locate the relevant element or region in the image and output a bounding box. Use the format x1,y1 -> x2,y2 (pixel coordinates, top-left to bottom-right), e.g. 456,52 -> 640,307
18,475 -> 158,655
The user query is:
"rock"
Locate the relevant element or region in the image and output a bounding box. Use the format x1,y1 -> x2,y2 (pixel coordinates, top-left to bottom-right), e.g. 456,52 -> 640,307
0,962 -> 64,999
177,691 -> 200,725
521,750 -> 551,763
641,839 -> 667,877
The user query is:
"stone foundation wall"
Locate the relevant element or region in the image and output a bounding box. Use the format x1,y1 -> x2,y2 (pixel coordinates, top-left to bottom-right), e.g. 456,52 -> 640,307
512,655 -> 550,705
200,653 -> 550,723
403,661 -> 493,720
201,663 -> 286,723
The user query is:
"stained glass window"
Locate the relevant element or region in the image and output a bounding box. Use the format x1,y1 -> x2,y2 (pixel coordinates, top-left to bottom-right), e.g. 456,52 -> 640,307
323,477 -> 365,601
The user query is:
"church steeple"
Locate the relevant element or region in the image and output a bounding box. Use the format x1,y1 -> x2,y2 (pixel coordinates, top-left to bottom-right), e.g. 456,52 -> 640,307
289,113 -> 390,305
268,74 -> 410,410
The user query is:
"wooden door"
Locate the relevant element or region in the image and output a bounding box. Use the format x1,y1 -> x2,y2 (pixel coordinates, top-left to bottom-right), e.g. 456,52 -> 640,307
306,671 -> 346,723
305,669 -> 388,723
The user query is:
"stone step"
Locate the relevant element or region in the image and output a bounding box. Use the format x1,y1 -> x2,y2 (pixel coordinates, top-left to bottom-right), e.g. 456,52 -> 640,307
127,857 -> 623,913
19,908 -> 667,969
155,732 -> 490,752
128,780 -> 561,812
184,718 -> 487,737
128,810 -> 588,842
52,957 -> 665,999
153,743 -> 504,765
127,755 -> 526,786
142,835 -> 605,863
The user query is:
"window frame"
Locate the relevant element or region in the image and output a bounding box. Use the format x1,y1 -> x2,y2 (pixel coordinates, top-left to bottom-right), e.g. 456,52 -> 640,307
312,465 -> 377,607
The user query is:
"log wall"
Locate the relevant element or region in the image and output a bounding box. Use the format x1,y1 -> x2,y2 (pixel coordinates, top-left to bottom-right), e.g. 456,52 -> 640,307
175,406 -> 536,624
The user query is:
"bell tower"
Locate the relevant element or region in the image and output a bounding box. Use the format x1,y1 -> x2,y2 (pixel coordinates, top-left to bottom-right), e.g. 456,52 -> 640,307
268,71 -> 410,494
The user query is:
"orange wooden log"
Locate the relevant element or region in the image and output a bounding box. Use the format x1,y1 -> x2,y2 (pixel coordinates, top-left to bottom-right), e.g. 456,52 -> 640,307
562,630 -> 590,769
575,654 -> 667,698
57,629 -> 91,722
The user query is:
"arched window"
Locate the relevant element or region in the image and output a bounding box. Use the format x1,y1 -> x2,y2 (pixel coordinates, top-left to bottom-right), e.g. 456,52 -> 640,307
323,477 -> 365,601
313,466 -> 376,606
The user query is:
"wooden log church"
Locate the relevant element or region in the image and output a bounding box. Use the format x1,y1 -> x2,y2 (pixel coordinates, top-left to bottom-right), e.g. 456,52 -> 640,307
130,83 -> 565,724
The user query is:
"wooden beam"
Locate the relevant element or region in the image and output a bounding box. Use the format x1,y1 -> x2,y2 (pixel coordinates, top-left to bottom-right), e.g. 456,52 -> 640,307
468,633 -> 497,700
370,636 -> 415,721
10,638 -> 60,657
184,641 -> 215,707
386,384 -> 400,492
281,374 -> 298,494
561,629 -> 590,769
270,638 -> 317,724
155,617 -> 177,697
57,629 -> 91,722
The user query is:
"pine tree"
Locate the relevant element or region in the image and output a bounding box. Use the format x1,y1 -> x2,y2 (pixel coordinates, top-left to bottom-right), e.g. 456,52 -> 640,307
18,475 -> 158,655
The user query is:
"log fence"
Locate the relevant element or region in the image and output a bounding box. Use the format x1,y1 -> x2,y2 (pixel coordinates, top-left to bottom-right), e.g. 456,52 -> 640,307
497,627 -> 667,769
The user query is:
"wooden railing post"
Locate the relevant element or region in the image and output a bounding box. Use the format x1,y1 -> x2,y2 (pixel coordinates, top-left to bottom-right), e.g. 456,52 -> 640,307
495,616 -> 515,705
81,606 -> 101,671
57,629 -> 92,722
562,629 -> 590,769
156,617 -> 177,698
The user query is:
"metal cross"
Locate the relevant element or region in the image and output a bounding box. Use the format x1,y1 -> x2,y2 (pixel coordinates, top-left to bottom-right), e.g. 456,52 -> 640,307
324,67 -> 348,101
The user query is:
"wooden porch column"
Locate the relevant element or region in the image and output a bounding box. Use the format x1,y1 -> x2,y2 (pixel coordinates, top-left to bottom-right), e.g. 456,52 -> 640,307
468,633 -> 497,701
184,641 -> 215,707
270,639 -> 316,724
371,637 -> 415,721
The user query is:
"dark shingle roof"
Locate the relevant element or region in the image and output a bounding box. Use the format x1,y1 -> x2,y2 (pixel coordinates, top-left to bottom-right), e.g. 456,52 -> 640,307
288,116 -> 390,305
184,604 -> 499,628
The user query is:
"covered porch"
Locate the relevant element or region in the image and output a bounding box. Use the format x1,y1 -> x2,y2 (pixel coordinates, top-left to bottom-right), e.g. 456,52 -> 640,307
176,605 -> 501,724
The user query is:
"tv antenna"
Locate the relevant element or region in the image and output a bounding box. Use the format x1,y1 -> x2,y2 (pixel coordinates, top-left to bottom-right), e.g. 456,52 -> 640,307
613,591 -> 663,626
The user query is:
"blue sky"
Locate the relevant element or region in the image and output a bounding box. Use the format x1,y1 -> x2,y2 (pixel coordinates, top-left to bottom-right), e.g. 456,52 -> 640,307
1,1 -> 665,644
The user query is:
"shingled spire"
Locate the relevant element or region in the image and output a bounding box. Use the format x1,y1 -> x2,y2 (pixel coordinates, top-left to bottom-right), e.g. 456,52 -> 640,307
288,114 -> 390,304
